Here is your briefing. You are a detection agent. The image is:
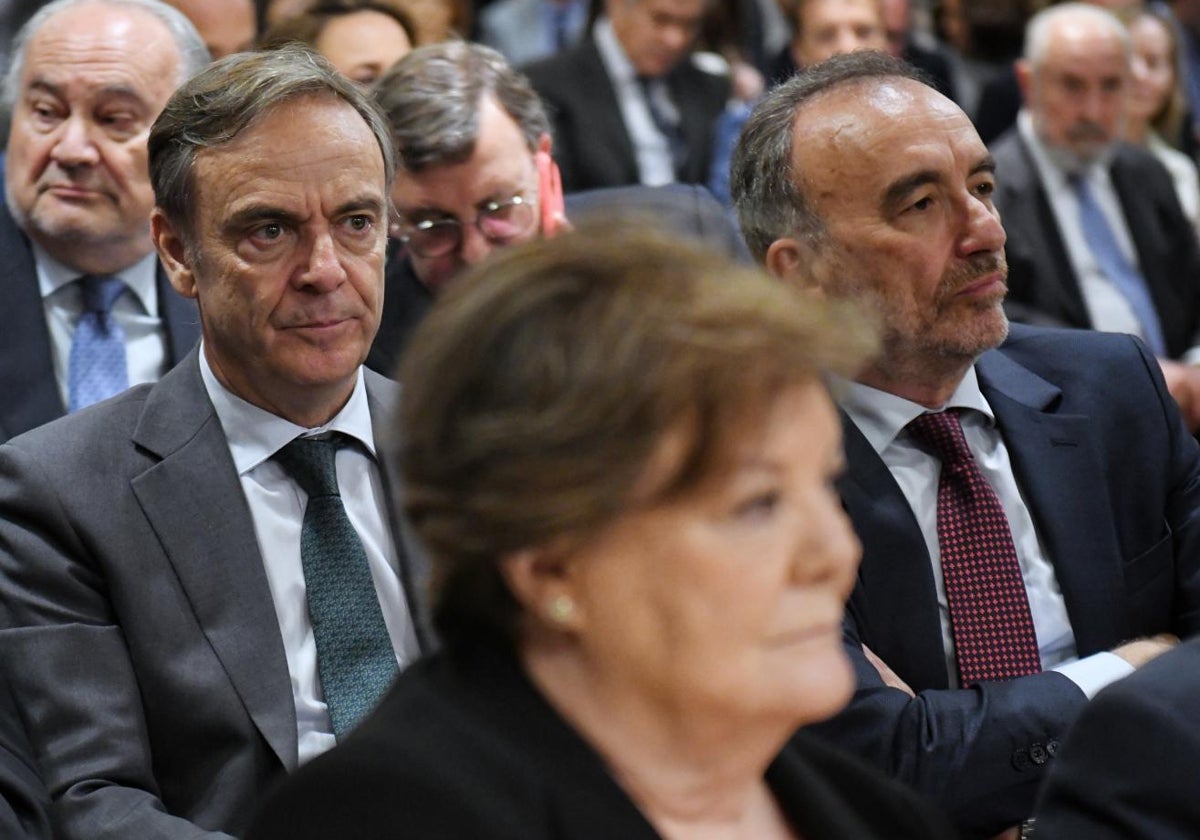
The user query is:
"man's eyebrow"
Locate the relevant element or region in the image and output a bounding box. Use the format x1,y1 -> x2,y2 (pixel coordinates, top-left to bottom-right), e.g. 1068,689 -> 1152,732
334,195 -> 387,217
971,156 -> 997,178
27,78 -> 150,109
882,169 -> 941,210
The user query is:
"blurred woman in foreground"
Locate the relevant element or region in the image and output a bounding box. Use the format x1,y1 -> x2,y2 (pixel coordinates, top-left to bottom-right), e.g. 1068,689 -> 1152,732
247,228 -> 956,839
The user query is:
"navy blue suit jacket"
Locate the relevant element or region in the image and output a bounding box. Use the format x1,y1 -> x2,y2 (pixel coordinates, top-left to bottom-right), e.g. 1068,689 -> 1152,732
1034,634 -> 1200,839
806,324 -> 1200,837
0,198 -> 200,443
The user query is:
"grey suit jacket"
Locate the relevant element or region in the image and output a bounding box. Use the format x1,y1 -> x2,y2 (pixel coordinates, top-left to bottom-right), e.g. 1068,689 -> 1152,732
0,348 -> 428,839
991,131 -> 1200,359
0,197 -> 201,443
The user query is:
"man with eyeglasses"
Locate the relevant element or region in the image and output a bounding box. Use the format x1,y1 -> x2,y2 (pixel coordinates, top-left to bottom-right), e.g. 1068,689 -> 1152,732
367,40 -> 747,375
366,41 -> 557,375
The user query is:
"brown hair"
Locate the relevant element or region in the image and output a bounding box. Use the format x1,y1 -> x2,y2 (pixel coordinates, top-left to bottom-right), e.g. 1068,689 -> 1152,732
258,0 -> 417,52
397,223 -> 876,653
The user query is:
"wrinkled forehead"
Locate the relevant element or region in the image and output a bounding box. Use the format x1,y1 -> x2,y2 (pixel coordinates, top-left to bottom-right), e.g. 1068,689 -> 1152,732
796,77 -> 974,165
792,77 -> 982,192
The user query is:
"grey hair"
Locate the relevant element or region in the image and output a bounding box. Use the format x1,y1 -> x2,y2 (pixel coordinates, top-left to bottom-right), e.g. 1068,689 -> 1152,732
371,40 -> 549,173
2,0 -> 210,118
1023,2 -> 1131,68
731,50 -> 925,263
148,44 -> 396,251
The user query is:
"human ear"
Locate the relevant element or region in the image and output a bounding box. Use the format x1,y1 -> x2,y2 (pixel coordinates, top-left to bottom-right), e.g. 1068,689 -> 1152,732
499,543 -> 584,632
151,208 -> 197,299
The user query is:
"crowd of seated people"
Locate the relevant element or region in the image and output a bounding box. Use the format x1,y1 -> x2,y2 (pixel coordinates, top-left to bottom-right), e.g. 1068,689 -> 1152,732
0,1 -> 1199,839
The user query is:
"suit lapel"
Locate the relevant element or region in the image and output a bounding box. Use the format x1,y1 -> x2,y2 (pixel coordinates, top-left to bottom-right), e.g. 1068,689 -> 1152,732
578,40 -> 638,182
129,351 -> 298,769
998,136 -> 1092,328
977,349 -> 1126,654
0,204 -> 65,441
840,416 -> 950,689
365,370 -> 433,653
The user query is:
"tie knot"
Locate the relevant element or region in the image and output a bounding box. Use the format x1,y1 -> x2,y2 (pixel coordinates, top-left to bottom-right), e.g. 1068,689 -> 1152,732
79,275 -> 126,317
907,409 -> 972,467
274,434 -> 347,499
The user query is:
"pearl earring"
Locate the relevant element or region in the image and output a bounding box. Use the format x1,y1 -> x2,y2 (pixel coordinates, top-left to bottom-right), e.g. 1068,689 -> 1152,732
546,594 -> 575,624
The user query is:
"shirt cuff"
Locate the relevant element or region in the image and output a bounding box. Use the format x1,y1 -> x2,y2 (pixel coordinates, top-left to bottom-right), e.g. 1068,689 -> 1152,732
1052,651 -> 1134,699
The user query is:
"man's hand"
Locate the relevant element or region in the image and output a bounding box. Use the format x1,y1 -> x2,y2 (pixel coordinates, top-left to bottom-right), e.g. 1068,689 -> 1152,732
1111,633 -> 1179,668
1157,359 -> 1200,431
862,644 -> 915,697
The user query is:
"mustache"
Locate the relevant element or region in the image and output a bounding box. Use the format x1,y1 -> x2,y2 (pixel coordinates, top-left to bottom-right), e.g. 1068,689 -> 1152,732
1065,121 -> 1111,143
944,253 -> 1007,287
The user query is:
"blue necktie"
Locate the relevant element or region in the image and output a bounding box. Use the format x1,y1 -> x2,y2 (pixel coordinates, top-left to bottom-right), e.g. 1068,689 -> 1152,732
274,434 -> 398,738
68,275 -> 129,412
1072,176 -> 1167,355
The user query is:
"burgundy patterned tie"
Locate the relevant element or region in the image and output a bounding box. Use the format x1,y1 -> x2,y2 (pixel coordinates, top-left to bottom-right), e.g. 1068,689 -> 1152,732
908,410 -> 1042,685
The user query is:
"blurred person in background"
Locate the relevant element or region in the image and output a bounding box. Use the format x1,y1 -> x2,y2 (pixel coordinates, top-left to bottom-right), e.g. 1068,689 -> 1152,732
767,0 -> 887,85
260,0 -> 415,84
247,226 -> 958,840
1124,5 -> 1200,226
165,0 -> 257,58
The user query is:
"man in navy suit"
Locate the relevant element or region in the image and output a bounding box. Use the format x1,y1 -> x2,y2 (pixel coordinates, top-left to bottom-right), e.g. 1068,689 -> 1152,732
732,50 -> 1199,838
0,0 -> 204,443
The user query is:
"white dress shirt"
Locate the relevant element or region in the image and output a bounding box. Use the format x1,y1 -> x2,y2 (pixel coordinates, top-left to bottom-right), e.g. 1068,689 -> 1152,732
200,349 -> 420,764
837,369 -> 1131,697
593,17 -> 677,186
34,245 -> 166,407
1017,112 -> 1174,349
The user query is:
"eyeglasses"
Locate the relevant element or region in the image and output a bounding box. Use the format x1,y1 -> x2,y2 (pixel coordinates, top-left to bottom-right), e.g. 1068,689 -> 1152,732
397,195 -> 538,258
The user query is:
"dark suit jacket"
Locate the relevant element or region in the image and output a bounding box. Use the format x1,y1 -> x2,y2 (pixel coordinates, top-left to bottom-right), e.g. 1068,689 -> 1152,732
247,642 -> 957,840
0,199 -> 200,443
522,37 -> 730,192
367,183 -> 750,375
807,324 -> 1200,838
991,131 -> 1200,359
1033,635 -> 1200,840
0,677 -> 50,839
0,349 -> 429,839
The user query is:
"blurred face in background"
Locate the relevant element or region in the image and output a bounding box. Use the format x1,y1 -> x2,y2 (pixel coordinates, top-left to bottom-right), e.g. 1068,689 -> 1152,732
792,0 -> 886,67
315,10 -> 413,85
607,0 -> 707,78
165,0 -> 256,59
1018,12 -> 1130,168
1128,13 -> 1176,130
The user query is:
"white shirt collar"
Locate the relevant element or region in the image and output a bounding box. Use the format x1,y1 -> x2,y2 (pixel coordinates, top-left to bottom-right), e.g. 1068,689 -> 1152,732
198,344 -> 377,476
33,242 -> 159,316
835,366 -> 995,456
593,16 -> 637,86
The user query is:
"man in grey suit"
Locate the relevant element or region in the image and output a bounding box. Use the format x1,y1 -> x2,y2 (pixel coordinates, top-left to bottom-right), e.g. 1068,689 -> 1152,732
0,0 -> 206,443
0,45 -> 430,839
991,3 -> 1200,430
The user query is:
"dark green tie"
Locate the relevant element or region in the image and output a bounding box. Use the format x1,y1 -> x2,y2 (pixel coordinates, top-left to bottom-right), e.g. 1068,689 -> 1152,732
274,433 -> 398,738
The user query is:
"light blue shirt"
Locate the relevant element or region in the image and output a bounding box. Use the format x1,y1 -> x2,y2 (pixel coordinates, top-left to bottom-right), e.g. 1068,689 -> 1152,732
34,245 -> 165,408
837,368 -> 1131,697
200,350 -> 420,764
